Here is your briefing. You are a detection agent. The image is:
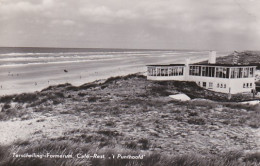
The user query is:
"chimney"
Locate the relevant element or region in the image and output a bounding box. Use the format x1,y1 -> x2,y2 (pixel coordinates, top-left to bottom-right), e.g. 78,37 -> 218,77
208,51 -> 216,64
185,58 -> 190,66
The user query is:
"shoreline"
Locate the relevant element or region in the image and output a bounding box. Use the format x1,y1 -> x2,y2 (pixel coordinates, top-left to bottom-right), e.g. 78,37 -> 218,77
0,52 -> 214,96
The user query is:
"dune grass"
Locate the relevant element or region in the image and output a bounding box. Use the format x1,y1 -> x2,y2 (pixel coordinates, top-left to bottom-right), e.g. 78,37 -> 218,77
0,73 -> 259,166
0,140 -> 259,166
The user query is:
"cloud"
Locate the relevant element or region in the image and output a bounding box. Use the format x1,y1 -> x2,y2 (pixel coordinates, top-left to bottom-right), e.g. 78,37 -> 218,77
0,0 -> 260,50
0,0 -> 54,14
79,5 -> 138,23
62,20 -> 75,26
50,19 -> 75,26
79,6 -> 113,22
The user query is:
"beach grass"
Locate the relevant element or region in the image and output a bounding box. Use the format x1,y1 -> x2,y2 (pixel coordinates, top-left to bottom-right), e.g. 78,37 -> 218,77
0,140 -> 259,166
0,72 -> 260,166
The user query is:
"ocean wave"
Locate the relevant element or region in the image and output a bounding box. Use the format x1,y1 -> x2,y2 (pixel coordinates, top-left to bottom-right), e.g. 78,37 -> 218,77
0,50 -> 167,56
0,55 -> 141,67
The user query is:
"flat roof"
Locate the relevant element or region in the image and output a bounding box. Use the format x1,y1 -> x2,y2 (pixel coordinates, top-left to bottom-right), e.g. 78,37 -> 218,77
147,64 -> 185,67
190,63 -> 257,67
146,63 -> 257,67
147,63 -> 257,67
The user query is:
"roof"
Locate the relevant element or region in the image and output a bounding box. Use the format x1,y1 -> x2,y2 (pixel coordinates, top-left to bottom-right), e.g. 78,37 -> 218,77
190,63 -> 257,67
146,64 -> 185,67
146,63 -> 257,67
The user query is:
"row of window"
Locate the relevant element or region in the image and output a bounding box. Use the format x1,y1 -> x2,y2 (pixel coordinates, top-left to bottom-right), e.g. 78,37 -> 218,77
217,83 -> 227,88
198,81 -> 254,89
230,68 -> 254,78
198,81 -> 227,89
147,67 -> 184,76
243,83 -> 253,88
189,65 -> 255,79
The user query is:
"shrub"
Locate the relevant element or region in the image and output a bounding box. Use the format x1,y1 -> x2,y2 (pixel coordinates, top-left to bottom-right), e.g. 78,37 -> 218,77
78,92 -> 86,97
97,130 -> 120,137
103,76 -> 122,84
187,117 -> 206,125
220,151 -> 243,163
244,152 -> 260,163
14,93 -> 37,103
138,138 -> 150,150
149,86 -> 172,96
249,121 -> 260,128
125,141 -> 138,149
55,92 -> 64,98
0,95 -> 15,103
2,103 -> 11,111
105,120 -> 116,127
175,116 -> 183,122
188,111 -> 198,117
88,96 -> 100,102
172,154 -> 208,166
79,83 -> 97,90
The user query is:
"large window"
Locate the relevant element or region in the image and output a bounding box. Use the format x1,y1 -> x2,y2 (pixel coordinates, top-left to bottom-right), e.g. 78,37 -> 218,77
215,67 -> 229,78
148,67 -> 156,76
161,68 -> 168,76
168,68 -> 173,76
148,66 -> 184,76
231,67 -> 254,78
243,68 -> 249,78
189,66 -> 201,76
249,67 -> 254,77
172,66 -> 184,76
178,67 -> 184,75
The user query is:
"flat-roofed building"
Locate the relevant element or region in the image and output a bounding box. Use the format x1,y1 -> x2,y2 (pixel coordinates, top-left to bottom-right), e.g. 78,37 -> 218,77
147,51 -> 257,94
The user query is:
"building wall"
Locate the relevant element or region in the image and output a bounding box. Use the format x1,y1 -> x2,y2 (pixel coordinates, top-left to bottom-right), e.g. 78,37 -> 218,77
187,75 -> 233,93
187,75 -> 255,94
147,75 -> 185,81
229,78 -> 255,94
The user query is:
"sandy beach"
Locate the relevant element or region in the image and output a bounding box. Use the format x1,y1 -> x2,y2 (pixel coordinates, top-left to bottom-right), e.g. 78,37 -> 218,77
0,50 -> 228,96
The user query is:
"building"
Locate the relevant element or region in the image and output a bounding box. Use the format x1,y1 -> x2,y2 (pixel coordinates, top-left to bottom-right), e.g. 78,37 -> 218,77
147,51 -> 257,94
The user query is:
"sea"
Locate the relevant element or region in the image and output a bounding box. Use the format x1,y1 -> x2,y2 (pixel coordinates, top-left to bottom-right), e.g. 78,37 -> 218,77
0,47 -> 230,67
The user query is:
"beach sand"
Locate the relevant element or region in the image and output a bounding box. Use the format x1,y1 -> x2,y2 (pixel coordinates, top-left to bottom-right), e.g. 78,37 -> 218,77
0,51 -> 227,96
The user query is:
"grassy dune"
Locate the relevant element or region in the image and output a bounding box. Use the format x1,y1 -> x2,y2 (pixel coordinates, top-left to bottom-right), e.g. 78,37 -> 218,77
0,140 -> 259,166
0,72 -> 259,166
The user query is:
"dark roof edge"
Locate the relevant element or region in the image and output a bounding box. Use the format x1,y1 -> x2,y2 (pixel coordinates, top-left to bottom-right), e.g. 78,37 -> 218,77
190,63 -> 257,67
147,63 -> 257,67
147,64 -> 185,67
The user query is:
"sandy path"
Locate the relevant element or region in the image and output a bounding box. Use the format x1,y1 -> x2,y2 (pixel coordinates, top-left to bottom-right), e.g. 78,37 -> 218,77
0,114 -> 84,145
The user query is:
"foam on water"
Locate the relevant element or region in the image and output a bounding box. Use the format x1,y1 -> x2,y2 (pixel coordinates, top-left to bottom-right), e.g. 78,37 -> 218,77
0,48 -> 206,67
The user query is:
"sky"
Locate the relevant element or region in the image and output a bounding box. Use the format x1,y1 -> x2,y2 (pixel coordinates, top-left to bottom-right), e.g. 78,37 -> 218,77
0,0 -> 260,51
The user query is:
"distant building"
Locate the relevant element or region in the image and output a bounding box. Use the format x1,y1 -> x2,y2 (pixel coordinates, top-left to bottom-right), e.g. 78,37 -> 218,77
147,51 -> 257,94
